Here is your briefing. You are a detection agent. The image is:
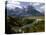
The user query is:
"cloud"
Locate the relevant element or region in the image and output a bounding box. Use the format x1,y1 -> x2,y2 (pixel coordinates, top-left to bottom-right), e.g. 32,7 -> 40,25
33,3 -> 40,6
7,0 -> 45,13
7,1 -> 21,10
35,5 -> 45,13
32,3 -> 45,13
7,0 -> 45,2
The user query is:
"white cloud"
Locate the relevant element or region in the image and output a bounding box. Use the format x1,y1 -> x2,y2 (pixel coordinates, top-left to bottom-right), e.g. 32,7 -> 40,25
7,4 -> 22,10
32,3 -> 45,13
7,0 -> 45,2
7,4 -> 16,9
33,3 -> 40,6
7,1 -> 21,10
7,0 -> 45,13
35,5 -> 45,13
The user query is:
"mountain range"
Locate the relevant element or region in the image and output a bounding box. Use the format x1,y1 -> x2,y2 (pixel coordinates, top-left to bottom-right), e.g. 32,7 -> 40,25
6,4 -> 44,16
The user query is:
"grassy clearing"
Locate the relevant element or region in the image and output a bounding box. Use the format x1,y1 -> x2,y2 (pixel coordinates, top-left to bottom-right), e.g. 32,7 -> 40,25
6,16 -> 45,33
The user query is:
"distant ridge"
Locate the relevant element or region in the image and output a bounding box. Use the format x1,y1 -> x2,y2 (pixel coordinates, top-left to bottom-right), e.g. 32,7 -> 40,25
6,4 -> 44,16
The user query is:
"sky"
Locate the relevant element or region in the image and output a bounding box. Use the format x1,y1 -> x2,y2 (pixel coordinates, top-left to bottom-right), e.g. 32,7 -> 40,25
7,0 -> 45,2
6,0 -> 45,13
